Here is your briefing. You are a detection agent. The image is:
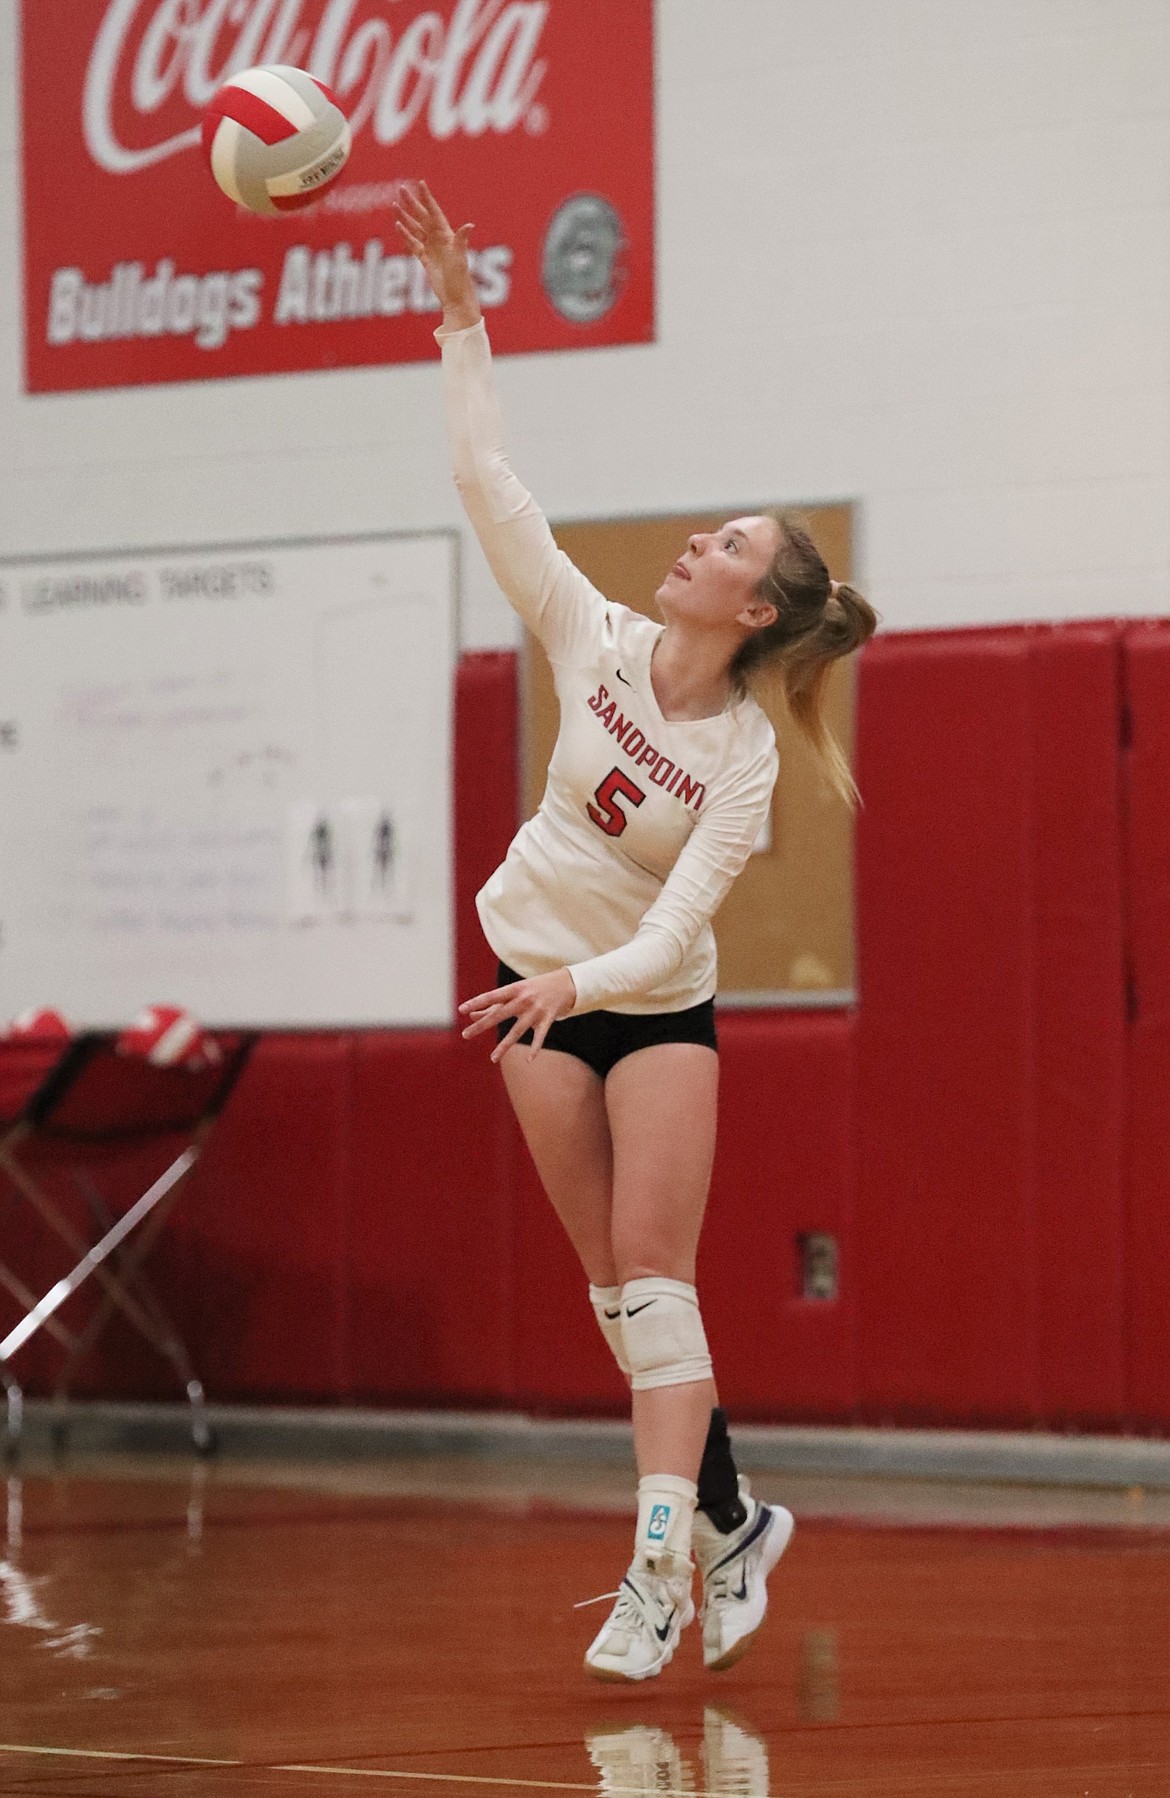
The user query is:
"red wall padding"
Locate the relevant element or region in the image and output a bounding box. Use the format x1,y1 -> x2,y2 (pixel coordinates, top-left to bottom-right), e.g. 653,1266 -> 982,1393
854,632 -> 1041,1424
1028,626 -> 1127,1425
853,625 -> 1129,1428
702,1011 -> 856,1421
185,1034 -> 353,1401
1121,623 -> 1170,1424
454,652 -> 519,1005
347,1032 -> 513,1405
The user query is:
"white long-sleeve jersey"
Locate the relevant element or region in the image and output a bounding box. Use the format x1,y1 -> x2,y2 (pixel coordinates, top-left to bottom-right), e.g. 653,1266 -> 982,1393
437,318 -> 778,1016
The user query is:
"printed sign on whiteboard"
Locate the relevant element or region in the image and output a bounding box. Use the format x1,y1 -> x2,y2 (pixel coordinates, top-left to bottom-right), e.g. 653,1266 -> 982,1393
286,800 -> 339,925
340,799 -> 413,922
286,798 -> 413,924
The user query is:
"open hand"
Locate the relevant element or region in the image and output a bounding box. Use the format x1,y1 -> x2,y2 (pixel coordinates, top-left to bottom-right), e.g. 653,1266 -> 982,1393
459,968 -> 577,1063
393,180 -> 480,326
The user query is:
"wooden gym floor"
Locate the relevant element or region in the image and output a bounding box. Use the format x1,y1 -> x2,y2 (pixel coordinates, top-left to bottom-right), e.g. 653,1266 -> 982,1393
2,1453 -> 1169,1797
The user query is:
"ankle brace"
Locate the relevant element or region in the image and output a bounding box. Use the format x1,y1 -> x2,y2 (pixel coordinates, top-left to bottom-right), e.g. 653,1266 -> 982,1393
635,1474 -> 697,1566
697,1406 -> 747,1531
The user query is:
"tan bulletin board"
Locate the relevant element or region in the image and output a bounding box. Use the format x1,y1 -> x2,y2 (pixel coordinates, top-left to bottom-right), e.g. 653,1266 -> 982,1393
522,505 -> 858,1003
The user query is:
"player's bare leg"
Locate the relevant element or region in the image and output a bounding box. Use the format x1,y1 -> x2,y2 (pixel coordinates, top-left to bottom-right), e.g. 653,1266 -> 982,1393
574,1043 -> 715,1678
605,1040 -> 720,1480
500,1045 -> 615,1284
597,1040 -> 791,1675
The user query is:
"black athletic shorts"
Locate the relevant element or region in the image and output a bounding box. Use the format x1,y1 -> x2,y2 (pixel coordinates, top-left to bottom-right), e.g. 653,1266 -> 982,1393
494,959 -> 717,1080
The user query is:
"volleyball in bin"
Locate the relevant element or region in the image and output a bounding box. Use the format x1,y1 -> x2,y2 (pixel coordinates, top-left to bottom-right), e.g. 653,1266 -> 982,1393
2,1008 -> 72,1042
202,65 -> 351,217
117,1006 -> 221,1071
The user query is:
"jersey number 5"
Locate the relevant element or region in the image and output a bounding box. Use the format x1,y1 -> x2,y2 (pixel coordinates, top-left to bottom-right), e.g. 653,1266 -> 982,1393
588,766 -> 646,837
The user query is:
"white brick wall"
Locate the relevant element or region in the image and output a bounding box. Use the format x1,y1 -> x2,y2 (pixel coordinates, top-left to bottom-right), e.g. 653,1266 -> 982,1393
2,0 -> 1168,647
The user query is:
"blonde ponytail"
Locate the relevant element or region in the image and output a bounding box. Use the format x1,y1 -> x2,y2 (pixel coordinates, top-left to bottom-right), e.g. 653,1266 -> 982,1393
730,513 -> 879,808
777,583 -> 876,807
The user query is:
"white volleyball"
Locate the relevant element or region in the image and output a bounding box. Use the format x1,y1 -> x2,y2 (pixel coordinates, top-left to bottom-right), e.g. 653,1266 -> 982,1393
201,64 -> 351,218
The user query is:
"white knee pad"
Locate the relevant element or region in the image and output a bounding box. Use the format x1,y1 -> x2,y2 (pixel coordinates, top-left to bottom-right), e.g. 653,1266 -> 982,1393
620,1276 -> 713,1391
589,1283 -> 629,1376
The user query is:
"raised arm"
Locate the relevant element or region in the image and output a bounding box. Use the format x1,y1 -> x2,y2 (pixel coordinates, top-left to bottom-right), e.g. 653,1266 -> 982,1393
395,182 -> 604,662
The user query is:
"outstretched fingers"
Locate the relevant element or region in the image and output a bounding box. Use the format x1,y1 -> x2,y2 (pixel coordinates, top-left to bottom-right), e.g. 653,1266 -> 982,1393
491,1014 -> 532,1064
394,182 -> 474,269
459,980 -> 551,1064
416,179 -> 449,227
459,982 -> 517,1045
461,1007 -> 501,1041
393,184 -> 428,247
459,980 -> 519,1018
397,180 -> 429,224
393,216 -> 423,256
392,196 -> 423,248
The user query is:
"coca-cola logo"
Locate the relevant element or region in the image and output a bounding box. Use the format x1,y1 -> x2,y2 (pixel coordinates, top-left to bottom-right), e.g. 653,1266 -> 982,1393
83,0 -> 550,175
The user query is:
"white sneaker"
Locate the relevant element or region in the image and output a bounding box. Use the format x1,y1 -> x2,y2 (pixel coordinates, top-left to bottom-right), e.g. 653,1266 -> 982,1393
582,1550 -> 695,1682
692,1480 -> 794,1671
585,1723 -> 691,1795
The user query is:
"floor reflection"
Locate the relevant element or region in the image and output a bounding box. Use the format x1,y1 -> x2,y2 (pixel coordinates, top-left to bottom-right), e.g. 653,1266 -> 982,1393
1,1474 -> 103,1660
798,1624 -> 839,1722
586,1707 -> 769,1796
1,1463 -> 204,1675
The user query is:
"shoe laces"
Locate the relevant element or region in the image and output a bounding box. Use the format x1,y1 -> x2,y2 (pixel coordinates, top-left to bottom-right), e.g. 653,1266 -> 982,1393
574,1587 -> 622,1611
575,1581 -> 652,1653
575,1567 -> 676,1633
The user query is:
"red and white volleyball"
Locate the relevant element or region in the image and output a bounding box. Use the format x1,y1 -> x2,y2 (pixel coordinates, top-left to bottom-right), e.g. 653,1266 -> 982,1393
3,1008 -> 72,1042
201,65 -> 351,218
117,1006 -> 221,1071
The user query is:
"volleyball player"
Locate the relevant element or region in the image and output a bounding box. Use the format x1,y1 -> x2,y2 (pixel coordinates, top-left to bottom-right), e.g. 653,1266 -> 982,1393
395,182 -> 878,1682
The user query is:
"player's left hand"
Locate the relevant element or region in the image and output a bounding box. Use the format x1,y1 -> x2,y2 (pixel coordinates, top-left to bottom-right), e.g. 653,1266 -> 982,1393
459,968 -> 577,1063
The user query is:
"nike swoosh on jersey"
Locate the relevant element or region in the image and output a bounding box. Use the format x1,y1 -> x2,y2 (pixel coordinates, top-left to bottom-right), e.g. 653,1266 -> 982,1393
615,667 -> 633,685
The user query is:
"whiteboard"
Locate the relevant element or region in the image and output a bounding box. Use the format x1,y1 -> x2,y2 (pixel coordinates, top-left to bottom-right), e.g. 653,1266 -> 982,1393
0,532 -> 457,1028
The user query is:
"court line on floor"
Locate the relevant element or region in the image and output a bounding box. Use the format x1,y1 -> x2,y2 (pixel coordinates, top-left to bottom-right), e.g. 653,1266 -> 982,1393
0,1745 -> 687,1796
0,1743 -> 238,1767
3,1741 -> 1163,1798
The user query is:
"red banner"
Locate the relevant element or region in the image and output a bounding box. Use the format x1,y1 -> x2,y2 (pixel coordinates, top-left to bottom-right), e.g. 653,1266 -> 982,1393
20,0 -> 654,392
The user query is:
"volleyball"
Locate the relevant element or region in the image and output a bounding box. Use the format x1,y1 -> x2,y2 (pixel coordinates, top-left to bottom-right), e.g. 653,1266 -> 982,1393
201,65 -> 351,218
2,1007 -> 72,1042
116,1005 -> 221,1071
